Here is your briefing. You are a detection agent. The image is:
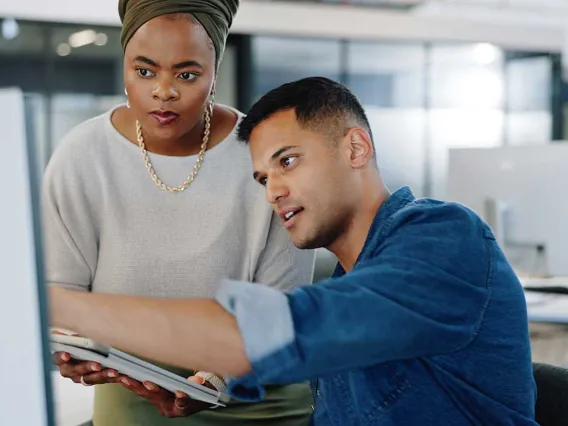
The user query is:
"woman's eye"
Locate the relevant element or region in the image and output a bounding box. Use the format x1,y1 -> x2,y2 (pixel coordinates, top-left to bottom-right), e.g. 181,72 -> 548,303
137,68 -> 154,78
281,156 -> 297,168
179,72 -> 197,81
259,177 -> 267,186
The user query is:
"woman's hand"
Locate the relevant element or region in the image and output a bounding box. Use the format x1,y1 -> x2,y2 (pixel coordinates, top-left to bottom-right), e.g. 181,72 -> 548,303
119,375 -> 216,417
52,331 -> 124,386
52,330 -> 215,417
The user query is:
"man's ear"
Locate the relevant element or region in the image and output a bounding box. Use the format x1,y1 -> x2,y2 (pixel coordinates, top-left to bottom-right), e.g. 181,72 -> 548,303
346,127 -> 374,169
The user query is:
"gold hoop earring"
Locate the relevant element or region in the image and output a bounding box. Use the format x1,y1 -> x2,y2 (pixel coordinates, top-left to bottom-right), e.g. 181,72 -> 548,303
124,88 -> 130,108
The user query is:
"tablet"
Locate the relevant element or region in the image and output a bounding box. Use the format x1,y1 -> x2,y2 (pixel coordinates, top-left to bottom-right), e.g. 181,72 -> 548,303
50,334 -> 230,407
51,333 -> 109,354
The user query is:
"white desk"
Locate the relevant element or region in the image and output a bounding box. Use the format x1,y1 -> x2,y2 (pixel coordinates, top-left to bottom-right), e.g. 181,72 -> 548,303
526,292 -> 568,324
524,283 -> 568,367
522,277 -> 568,324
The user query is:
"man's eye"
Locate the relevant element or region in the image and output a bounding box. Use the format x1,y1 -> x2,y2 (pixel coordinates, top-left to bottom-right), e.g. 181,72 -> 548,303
259,177 -> 267,186
137,68 -> 155,78
281,156 -> 297,167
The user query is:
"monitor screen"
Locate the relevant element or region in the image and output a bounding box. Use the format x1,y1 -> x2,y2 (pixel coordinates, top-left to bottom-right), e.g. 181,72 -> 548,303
0,87 -> 54,426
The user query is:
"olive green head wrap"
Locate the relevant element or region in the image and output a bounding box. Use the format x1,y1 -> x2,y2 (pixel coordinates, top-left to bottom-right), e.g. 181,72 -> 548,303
119,0 -> 239,67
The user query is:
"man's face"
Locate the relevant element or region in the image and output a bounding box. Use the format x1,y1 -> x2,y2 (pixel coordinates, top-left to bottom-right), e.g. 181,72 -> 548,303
249,109 -> 357,250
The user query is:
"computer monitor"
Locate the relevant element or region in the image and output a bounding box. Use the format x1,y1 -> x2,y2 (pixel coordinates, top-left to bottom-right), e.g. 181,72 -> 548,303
0,88 -> 54,425
447,143 -> 568,278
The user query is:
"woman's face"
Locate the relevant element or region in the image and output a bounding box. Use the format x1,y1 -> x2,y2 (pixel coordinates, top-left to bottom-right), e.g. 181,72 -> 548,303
123,14 -> 216,143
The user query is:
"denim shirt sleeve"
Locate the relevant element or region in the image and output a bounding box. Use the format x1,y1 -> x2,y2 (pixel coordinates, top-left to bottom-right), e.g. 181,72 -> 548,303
216,203 -> 491,401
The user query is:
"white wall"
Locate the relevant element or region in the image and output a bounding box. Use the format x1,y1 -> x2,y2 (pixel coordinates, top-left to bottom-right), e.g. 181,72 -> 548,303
0,0 -> 563,52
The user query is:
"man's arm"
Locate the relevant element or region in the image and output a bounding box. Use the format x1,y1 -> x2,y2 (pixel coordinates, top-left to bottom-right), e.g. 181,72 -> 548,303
49,287 -> 251,377
220,204 -> 494,400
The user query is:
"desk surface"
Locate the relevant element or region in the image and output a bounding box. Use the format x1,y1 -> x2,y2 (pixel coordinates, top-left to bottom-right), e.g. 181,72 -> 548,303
525,292 -> 568,324
521,276 -> 568,324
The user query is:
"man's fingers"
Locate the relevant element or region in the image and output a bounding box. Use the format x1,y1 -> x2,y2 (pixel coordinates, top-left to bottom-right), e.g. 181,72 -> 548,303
187,375 -> 216,391
188,376 -> 206,385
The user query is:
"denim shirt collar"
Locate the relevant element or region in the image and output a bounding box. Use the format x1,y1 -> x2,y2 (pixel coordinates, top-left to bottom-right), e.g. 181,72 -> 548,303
332,186 -> 416,278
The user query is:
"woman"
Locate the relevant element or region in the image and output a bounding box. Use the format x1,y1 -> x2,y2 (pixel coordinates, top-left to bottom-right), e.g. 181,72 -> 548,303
45,0 -> 315,425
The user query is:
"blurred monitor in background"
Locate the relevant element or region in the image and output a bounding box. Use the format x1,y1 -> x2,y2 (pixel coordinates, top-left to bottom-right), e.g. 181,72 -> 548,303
448,144 -> 568,278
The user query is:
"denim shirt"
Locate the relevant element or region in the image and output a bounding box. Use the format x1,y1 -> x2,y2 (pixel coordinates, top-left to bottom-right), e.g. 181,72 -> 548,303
216,187 -> 537,425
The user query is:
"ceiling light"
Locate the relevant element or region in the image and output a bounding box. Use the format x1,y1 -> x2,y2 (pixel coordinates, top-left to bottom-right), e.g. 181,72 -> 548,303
57,43 -> 71,57
2,18 -> 19,40
472,43 -> 500,66
94,33 -> 108,46
69,29 -> 97,48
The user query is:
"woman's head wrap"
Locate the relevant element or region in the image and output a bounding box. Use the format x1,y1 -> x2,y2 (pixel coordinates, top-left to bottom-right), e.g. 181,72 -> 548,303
118,0 -> 239,67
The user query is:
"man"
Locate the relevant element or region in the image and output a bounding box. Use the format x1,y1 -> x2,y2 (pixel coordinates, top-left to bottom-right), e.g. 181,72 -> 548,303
49,77 -> 538,425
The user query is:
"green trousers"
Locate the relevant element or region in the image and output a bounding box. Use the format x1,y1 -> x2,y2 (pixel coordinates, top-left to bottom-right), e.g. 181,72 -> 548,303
92,381 -> 314,426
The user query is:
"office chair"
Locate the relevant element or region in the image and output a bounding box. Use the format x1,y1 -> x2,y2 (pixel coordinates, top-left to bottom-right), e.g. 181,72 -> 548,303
533,362 -> 568,426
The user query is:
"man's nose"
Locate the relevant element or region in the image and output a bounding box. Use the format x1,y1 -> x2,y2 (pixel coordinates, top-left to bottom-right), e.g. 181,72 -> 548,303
266,176 -> 289,204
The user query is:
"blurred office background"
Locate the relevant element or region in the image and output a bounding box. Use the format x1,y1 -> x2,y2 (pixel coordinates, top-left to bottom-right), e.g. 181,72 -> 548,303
2,0 -> 567,293
1,0 -> 566,200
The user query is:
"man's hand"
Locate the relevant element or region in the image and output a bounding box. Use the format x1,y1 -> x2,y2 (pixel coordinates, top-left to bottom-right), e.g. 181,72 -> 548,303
52,331 -> 123,386
119,375 -> 216,417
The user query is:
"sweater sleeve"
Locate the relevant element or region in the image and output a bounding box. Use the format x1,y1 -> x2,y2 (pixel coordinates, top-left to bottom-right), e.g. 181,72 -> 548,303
252,211 -> 315,291
41,141 -> 99,292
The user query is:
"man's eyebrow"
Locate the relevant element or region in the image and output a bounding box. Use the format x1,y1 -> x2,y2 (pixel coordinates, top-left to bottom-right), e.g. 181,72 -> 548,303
252,146 -> 300,181
270,146 -> 299,161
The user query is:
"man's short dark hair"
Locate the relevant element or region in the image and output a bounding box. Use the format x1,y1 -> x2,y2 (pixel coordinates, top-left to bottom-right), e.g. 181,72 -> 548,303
237,77 -> 373,147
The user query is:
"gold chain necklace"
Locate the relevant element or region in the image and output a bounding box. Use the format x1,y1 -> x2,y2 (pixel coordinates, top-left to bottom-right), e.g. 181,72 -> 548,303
136,107 -> 211,193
